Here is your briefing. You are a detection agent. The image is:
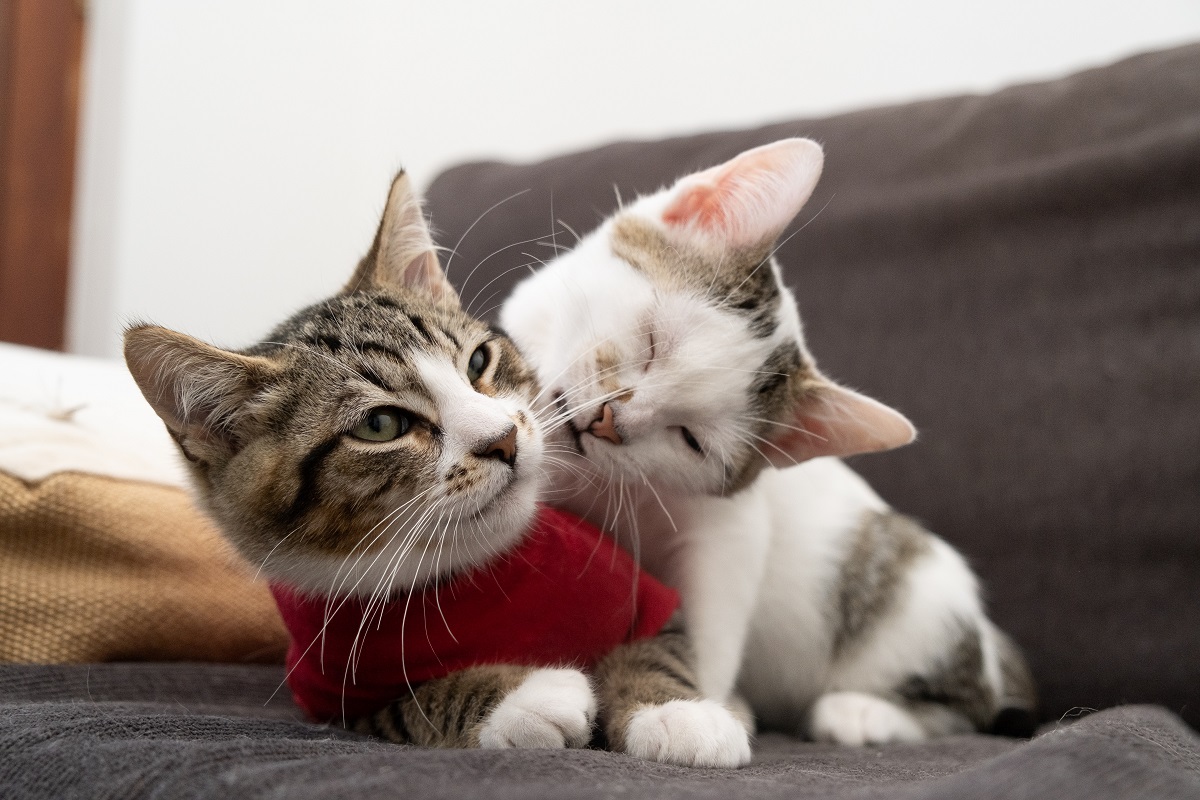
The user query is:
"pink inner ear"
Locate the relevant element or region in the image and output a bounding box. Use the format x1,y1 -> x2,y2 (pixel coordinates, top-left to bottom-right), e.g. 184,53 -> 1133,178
764,383 -> 916,467
662,181 -> 724,230
402,251 -> 459,305
660,138 -> 824,249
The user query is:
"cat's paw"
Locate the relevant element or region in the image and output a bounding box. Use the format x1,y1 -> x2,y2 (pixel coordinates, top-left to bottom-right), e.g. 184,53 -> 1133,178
807,691 -> 926,746
621,699 -> 752,768
478,668 -> 596,749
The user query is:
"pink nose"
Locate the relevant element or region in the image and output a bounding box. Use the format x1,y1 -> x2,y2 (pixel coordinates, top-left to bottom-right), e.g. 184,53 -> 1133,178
588,403 -> 622,445
476,425 -> 518,466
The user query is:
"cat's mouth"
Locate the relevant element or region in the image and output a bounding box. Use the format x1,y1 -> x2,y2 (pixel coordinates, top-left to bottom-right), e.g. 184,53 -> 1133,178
554,391 -> 625,454
466,471 -> 520,521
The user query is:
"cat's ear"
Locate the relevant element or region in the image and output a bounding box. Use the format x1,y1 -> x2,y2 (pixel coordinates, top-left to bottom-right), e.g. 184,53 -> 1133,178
763,377 -> 916,467
124,324 -> 277,463
345,170 -> 459,305
659,138 -> 824,251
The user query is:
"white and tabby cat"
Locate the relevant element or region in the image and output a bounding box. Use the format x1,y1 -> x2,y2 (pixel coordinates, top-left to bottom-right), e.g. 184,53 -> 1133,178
501,138 -> 1036,745
124,172 -> 751,766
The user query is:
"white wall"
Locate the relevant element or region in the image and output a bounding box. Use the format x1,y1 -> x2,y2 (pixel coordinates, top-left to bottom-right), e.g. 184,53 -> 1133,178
68,0 -> 1200,357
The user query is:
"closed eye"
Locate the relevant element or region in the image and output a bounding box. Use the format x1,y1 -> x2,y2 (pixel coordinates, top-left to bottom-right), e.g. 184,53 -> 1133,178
679,426 -> 704,455
644,329 -> 656,372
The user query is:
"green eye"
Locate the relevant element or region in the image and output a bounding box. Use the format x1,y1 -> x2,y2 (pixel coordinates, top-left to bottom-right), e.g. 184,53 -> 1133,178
352,407 -> 410,442
467,344 -> 490,382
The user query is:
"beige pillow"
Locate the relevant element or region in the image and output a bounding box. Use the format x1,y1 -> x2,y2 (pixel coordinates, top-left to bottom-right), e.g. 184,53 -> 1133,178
0,470 -> 287,663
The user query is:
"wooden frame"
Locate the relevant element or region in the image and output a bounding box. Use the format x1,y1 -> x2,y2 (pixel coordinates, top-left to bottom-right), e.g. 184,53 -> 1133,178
0,0 -> 84,350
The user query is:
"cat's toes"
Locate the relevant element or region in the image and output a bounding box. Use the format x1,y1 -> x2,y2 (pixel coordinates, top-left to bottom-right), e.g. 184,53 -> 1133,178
808,691 -> 925,746
622,699 -> 752,768
478,668 -> 596,749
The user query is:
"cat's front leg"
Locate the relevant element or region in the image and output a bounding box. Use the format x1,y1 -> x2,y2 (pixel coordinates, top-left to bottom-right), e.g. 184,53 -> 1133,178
674,492 -> 772,704
594,615 -> 751,768
355,665 -> 596,749
478,667 -> 598,748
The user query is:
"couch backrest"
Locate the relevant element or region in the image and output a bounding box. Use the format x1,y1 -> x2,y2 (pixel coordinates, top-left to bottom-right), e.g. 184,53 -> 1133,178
425,44 -> 1200,728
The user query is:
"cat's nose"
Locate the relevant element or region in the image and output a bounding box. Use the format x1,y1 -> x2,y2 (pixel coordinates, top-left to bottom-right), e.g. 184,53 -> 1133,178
476,424 -> 518,467
588,403 -> 623,445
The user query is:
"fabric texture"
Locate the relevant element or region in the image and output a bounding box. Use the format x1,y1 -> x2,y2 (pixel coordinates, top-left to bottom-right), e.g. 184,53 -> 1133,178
0,341 -> 188,487
273,506 -> 679,722
2,663 -> 1198,800
424,44 -> 1200,729
0,470 -> 288,663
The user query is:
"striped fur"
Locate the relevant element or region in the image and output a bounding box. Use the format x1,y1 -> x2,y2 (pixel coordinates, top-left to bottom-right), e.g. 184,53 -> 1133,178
353,664 -> 532,747
126,171 -> 751,765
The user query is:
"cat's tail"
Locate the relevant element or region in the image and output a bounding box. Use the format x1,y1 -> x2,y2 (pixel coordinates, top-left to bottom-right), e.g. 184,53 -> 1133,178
987,625 -> 1039,738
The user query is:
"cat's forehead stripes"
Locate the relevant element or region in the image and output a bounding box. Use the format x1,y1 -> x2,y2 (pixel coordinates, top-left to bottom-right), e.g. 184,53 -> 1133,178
609,216 -> 782,339
257,291 -> 478,356
249,292 -> 492,413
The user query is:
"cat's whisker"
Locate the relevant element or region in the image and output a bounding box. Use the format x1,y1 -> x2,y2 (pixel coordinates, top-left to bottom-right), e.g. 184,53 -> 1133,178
327,485 -> 438,600
325,505 -> 445,682
736,428 -> 798,467
722,194 -> 835,306
556,218 -> 582,245
539,453 -> 596,482
548,195 -> 559,271
428,501 -> 466,646
621,470 -> 647,622
267,493 -> 439,716
359,503 -> 446,677
253,524 -> 305,582
532,381 -> 631,429
388,512 -> 442,733
442,187 -> 531,284
609,475 -> 628,562
467,256 -> 548,316
740,415 -> 825,439
463,231 -> 557,309
637,469 -> 678,535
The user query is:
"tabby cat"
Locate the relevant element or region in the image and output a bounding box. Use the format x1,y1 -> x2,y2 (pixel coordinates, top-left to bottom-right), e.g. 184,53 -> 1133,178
124,172 -> 751,767
501,138 -> 1037,748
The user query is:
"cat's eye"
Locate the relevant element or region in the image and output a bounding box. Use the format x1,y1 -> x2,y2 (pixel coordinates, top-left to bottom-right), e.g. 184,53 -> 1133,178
680,426 -> 704,455
351,407 -> 411,442
467,344 -> 490,382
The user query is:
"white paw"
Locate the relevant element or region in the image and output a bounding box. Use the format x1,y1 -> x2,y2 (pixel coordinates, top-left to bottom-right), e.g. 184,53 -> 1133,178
808,691 -> 926,746
622,699 -> 752,768
478,668 -> 596,749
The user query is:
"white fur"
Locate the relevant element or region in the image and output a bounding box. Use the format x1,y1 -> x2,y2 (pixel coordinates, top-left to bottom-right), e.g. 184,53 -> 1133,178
808,692 -> 925,746
622,699 -> 752,768
478,668 -> 597,749
500,144 -> 1012,746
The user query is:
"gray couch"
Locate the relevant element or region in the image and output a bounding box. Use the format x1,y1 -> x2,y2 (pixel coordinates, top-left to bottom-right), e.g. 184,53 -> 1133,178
2,43 -> 1197,799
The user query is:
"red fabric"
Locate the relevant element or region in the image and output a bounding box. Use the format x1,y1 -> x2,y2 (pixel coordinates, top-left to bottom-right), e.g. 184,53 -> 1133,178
270,506 -> 679,722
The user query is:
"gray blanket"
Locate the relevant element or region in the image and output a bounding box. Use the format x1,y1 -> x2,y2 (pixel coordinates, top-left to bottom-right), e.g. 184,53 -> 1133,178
2,664 -> 1197,799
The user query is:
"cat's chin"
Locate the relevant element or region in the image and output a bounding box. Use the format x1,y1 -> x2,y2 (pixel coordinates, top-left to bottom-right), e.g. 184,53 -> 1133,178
571,435 -> 714,496
256,482 -> 541,600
